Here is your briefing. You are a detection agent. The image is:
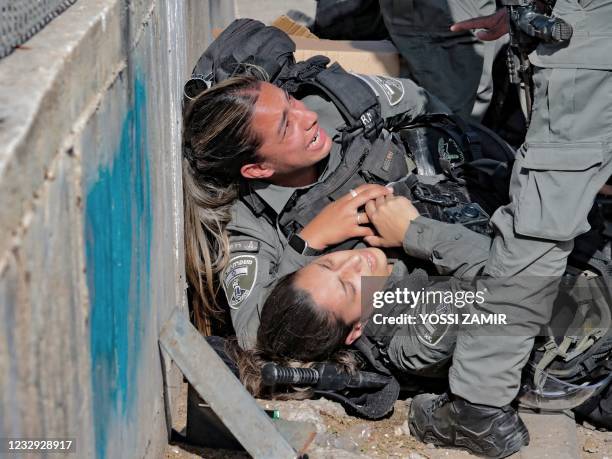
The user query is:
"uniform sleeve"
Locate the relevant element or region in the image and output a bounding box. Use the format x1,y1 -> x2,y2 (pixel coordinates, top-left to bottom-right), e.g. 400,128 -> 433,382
355,74 -> 452,128
223,229 -> 316,350
402,216 -> 491,279
386,334 -> 453,375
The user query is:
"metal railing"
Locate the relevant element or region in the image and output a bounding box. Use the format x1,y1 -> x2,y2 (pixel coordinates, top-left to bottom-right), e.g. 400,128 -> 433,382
0,0 -> 78,58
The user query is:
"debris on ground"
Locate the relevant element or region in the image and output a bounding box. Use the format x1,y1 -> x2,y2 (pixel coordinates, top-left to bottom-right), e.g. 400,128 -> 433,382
166,382 -> 611,459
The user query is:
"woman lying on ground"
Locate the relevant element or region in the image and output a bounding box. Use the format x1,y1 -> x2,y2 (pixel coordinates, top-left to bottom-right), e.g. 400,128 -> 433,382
228,193 -> 612,434
231,194 -> 492,395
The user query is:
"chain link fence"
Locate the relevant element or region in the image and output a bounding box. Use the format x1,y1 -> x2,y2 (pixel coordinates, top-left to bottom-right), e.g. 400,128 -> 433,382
1,0 -> 78,59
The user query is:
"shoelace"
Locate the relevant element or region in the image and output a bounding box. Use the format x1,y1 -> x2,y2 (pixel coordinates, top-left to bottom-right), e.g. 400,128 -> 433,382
428,393 -> 451,414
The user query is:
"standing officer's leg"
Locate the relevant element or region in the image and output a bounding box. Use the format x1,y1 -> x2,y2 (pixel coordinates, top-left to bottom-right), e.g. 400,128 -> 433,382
453,66 -> 612,403
410,66 -> 612,457
379,0 -> 498,121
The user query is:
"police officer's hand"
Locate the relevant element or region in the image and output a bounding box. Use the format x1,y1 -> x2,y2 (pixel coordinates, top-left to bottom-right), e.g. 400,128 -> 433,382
364,195 -> 420,248
299,184 -> 393,250
450,8 -> 509,41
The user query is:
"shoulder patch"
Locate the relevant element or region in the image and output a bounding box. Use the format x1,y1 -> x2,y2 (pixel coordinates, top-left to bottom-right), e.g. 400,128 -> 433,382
223,255 -> 258,310
415,294 -> 452,347
369,75 -> 405,107
229,240 -> 260,253
437,137 -> 465,164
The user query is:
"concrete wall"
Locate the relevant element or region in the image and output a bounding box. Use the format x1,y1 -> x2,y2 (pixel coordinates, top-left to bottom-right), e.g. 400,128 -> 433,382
0,1 -> 234,457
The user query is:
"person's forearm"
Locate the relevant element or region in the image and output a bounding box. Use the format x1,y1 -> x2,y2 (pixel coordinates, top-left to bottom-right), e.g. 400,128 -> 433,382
403,217 -> 491,278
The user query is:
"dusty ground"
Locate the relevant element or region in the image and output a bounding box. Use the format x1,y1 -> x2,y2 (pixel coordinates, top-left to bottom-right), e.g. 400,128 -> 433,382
577,425 -> 612,459
164,382 -> 611,458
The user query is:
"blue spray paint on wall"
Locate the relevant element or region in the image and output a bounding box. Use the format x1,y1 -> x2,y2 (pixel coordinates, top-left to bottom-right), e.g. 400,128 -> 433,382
84,75 -> 152,459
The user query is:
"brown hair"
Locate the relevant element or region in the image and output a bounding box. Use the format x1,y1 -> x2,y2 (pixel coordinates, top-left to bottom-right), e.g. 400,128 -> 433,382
182,76 -> 263,333
229,272 -> 359,399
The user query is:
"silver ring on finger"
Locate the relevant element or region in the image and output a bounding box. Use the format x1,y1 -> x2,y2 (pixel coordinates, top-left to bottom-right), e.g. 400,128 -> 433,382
349,189 -> 358,198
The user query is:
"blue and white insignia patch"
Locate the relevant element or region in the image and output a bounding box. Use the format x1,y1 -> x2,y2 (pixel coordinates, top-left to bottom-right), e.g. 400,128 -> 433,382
223,255 -> 258,309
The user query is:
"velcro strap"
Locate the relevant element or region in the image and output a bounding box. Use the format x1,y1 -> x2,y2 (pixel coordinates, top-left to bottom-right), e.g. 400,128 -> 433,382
277,55 -> 330,92
353,336 -> 393,375
314,63 -> 383,140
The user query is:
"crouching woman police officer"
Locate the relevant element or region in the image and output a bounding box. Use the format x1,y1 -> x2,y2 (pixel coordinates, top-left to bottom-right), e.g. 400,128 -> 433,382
182,71 -> 450,346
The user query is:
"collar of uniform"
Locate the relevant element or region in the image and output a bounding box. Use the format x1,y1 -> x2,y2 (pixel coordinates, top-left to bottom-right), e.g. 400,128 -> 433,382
385,259 -> 408,288
319,141 -> 342,181
250,180 -> 296,215
252,141 -> 342,215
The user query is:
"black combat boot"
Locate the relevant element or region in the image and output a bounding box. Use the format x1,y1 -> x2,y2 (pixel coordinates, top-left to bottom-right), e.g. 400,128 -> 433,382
409,393 -> 529,458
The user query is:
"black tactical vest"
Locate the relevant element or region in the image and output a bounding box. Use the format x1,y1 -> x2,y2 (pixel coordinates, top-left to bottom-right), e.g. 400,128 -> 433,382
239,59 -> 412,249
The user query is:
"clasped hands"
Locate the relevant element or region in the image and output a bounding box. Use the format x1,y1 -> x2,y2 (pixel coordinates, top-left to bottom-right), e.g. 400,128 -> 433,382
299,184 -> 420,250
298,9 -> 514,251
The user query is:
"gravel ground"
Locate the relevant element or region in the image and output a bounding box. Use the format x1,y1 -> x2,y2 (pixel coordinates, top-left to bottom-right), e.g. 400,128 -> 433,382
164,382 -> 611,458
577,424 -> 612,459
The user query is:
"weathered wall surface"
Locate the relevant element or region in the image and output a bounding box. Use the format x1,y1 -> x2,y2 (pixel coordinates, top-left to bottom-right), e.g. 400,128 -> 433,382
0,1 -> 233,457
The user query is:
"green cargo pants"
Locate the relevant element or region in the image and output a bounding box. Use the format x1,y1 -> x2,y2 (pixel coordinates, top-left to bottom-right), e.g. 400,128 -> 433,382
450,65 -> 612,406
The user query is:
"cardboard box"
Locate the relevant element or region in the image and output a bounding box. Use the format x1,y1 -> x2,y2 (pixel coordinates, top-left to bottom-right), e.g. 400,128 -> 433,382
213,16 -> 400,77
289,36 -> 400,77
272,15 -> 400,76
271,15 -> 317,39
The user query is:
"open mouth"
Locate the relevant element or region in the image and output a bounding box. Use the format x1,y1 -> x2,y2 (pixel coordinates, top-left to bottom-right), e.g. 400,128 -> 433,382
308,126 -> 321,149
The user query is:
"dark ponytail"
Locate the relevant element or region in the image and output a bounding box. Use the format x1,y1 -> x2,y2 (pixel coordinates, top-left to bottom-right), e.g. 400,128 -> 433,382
228,272 -> 360,399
